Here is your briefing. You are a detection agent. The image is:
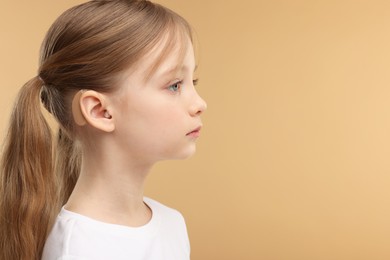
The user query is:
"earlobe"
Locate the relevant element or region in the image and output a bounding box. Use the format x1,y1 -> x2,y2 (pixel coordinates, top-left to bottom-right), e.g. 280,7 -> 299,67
73,90 -> 115,132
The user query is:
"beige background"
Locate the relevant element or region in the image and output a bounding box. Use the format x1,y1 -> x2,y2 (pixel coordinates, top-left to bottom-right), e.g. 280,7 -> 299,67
2,1 -> 390,259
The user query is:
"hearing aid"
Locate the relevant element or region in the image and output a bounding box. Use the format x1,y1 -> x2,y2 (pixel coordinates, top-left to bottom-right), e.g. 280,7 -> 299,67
72,90 -> 87,126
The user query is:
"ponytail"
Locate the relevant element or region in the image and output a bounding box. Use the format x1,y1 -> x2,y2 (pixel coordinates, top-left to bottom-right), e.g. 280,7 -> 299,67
55,128 -> 81,207
0,77 -> 57,260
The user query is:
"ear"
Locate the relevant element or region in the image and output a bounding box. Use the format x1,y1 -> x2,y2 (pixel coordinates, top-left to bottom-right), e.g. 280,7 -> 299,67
72,90 -> 115,132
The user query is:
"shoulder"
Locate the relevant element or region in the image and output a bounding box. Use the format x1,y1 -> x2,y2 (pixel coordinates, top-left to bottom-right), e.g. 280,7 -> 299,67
42,207 -> 126,259
41,208 -> 79,259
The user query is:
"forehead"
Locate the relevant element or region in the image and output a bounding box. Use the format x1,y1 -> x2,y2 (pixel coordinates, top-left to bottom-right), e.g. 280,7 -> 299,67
151,38 -> 195,79
128,33 -> 194,84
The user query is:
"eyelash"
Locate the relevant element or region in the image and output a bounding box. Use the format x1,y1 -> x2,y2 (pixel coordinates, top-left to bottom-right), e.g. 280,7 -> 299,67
167,81 -> 183,92
167,79 -> 199,92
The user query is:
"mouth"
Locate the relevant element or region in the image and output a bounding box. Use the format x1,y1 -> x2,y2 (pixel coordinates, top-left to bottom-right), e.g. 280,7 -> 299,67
186,126 -> 202,137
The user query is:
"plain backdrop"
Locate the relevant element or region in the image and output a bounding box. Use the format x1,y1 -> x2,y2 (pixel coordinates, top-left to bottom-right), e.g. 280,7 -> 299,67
2,1 -> 390,259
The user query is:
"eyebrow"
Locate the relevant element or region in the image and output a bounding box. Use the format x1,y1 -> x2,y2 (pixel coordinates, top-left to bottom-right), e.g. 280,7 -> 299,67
160,64 -> 198,78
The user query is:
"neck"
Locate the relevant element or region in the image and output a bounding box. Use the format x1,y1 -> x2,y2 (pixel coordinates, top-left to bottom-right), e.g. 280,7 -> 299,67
65,144 -> 154,227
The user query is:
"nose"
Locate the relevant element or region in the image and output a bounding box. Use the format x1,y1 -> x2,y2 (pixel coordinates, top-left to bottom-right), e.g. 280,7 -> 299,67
189,90 -> 207,116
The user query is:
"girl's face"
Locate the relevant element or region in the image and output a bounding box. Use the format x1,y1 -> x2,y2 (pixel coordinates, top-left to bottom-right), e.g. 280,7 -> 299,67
111,36 -> 207,164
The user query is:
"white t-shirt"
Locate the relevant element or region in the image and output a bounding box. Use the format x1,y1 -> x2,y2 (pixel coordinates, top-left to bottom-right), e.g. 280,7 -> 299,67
42,198 -> 190,260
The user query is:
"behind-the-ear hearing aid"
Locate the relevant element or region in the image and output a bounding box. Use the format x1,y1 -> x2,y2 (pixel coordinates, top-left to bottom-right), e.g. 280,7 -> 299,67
72,90 -> 87,126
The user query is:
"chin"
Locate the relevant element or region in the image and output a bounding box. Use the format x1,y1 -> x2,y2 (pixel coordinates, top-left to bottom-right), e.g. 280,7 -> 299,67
168,145 -> 197,160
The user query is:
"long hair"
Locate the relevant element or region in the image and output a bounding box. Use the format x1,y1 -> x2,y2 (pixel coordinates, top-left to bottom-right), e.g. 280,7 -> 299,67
0,1 -> 192,259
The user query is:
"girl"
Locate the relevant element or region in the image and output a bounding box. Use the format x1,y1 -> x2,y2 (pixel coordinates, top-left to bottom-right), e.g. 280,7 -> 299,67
0,0 -> 206,259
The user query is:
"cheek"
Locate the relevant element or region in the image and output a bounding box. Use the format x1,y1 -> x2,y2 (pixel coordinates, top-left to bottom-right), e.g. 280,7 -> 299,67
115,98 -> 194,161
119,96 -> 184,139
145,105 -> 185,137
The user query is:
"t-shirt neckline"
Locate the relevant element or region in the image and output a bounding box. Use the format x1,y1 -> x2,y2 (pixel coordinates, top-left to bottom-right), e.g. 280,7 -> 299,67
60,197 -> 160,236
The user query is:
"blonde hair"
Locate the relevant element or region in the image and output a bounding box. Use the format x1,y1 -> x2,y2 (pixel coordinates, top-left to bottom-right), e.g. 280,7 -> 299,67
0,1 -> 192,259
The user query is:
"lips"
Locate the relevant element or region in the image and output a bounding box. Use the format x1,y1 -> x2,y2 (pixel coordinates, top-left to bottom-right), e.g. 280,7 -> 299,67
186,126 -> 202,137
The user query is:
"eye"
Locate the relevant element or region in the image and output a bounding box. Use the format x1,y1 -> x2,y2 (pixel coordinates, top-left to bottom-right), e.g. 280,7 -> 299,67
168,81 -> 182,92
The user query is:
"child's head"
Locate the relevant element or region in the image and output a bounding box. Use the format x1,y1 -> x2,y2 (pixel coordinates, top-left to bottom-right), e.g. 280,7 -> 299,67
0,1 -> 206,259
39,0 -> 194,136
